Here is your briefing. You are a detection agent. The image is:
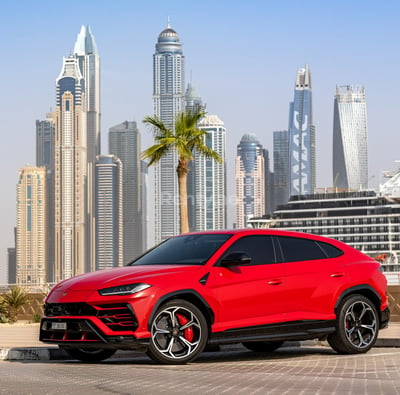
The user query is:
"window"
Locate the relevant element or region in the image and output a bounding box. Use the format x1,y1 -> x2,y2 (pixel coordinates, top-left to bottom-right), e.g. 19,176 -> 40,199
276,236 -> 342,262
220,235 -> 276,265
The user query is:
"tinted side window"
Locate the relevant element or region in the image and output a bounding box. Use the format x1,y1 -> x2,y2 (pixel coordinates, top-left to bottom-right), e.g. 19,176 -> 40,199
316,241 -> 344,258
276,236 -> 327,262
220,235 -> 276,265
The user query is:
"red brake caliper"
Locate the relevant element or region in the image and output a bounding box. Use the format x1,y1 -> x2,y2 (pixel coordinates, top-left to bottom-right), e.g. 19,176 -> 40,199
176,313 -> 194,342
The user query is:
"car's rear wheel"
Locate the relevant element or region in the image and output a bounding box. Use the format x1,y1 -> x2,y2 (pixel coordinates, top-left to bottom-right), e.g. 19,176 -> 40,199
328,294 -> 378,354
62,347 -> 116,362
242,341 -> 284,352
146,299 -> 208,364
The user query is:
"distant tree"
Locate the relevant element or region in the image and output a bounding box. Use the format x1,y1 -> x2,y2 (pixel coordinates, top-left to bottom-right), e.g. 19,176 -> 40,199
143,109 -> 222,233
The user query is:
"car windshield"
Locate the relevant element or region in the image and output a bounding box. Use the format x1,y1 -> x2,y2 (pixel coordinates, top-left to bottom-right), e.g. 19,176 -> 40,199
130,234 -> 233,266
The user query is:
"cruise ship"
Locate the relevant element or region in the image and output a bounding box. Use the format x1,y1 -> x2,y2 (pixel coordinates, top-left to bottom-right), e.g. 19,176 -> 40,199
248,172 -> 400,284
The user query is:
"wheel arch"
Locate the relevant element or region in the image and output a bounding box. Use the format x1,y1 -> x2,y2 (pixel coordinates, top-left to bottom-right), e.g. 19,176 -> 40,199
335,285 -> 382,318
148,289 -> 215,334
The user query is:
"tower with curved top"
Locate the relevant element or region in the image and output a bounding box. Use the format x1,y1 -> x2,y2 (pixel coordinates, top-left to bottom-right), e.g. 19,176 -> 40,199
236,134 -> 266,228
333,85 -> 368,190
153,24 -> 185,243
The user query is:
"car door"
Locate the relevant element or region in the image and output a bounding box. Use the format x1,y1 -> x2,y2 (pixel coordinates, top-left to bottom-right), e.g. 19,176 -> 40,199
275,235 -> 348,322
207,235 -> 285,332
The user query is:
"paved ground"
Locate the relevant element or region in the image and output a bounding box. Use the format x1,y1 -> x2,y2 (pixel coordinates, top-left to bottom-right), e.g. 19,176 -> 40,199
1,346 -> 400,394
0,321 -> 399,361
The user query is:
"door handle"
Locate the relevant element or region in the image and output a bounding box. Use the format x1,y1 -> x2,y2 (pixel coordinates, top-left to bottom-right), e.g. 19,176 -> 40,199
330,272 -> 344,278
268,279 -> 283,285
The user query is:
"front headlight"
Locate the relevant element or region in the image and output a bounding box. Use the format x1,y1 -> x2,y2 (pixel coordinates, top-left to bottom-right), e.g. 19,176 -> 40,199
98,283 -> 151,296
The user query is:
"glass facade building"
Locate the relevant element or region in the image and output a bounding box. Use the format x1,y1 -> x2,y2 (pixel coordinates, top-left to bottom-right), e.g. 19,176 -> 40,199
333,85 -> 368,190
273,130 -> 289,210
288,65 -> 316,196
109,121 -> 143,262
95,155 -> 123,270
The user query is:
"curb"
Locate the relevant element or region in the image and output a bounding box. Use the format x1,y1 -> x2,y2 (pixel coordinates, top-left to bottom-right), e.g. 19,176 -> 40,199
1,339 -> 399,361
0,347 -> 69,361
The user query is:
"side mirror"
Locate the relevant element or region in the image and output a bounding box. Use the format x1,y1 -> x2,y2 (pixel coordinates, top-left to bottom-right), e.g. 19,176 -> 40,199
221,252 -> 252,267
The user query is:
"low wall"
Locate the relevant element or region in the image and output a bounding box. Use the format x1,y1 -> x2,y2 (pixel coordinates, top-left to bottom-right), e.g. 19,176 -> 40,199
11,288 -> 400,322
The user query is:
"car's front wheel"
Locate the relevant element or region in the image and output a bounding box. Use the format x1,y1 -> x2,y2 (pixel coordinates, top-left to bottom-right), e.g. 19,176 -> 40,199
146,299 -> 208,364
242,341 -> 284,352
61,347 -> 116,362
328,294 -> 379,354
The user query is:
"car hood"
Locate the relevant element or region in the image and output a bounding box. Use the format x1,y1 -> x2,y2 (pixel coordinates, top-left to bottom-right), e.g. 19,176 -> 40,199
52,265 -> 201,292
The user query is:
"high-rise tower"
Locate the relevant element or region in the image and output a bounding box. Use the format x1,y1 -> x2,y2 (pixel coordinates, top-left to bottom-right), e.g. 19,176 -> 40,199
273,130 -> 289,209
95,155 -> 123,270
74,25 -> 100,160
288,65 -> 316,196
236,134 -> 266,228
109,121 -> 143,262
153,24 -> 185,243
74,25 -> 100,273
333,85 -> 368,190
54,55 -> 87,282
36,113 -> 55,282
194,115 -> 226,231
16,166 -> 47,289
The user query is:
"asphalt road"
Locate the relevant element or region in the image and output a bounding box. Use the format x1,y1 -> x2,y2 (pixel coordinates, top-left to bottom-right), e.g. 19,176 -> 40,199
1,345 -> 400,394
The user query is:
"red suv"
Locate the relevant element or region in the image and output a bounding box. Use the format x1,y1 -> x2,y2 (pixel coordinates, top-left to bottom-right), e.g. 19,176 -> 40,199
40,229 -> 389,364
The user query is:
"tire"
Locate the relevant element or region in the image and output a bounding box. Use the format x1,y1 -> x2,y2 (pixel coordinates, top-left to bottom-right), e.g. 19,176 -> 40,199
146,299 -> 208,364
328,294 -> 379,354
242,341 -> 284,352
62,347 -> 116,362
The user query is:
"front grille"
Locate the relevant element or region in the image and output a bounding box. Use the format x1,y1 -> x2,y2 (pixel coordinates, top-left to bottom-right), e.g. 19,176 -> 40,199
45,303 -> 96,317
44,302 -> 137,332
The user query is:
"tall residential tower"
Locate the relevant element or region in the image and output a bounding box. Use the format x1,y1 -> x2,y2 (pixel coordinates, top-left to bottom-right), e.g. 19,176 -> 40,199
54,55 -> 87,282
288,65 -> 316,196
333,85 -> 368,190
194,115 -> 226,231
152,24 -> 185,243
16,166 -> 47,289
236,134 -> 266,228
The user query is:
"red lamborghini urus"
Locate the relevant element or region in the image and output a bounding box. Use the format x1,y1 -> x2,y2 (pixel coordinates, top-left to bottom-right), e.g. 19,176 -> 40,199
40,229 -> 390,364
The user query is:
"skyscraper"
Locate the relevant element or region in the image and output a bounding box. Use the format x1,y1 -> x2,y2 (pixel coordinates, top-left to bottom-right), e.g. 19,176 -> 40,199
95,155 -> 123,270
74,25 -> 100,161
74,25 -> 100,273
273,130 -> 289,209
333,85 -> 368,190
194,115 -> 226,231
185,82 -> 206,231
153,24 -> 185,243
36,114 -> 55,282
236,134 -> 266,228
288,64 -> 316,196
54,55 -> 87,282
109,121 -> 143,263
16,166 -> 47,288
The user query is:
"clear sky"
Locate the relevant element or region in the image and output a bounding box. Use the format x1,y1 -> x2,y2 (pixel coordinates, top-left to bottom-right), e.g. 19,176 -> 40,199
0,0 -> 399,283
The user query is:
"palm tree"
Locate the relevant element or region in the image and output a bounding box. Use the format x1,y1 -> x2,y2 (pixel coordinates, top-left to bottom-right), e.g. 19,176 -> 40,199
1,286 -> 30,323
143,109 -> 222,234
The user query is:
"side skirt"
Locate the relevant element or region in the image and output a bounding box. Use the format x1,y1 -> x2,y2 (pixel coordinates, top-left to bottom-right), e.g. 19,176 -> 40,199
208,320 -> 336,345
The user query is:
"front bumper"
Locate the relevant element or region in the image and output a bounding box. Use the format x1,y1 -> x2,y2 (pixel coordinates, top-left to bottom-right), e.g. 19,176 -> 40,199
40,318 -> 150,350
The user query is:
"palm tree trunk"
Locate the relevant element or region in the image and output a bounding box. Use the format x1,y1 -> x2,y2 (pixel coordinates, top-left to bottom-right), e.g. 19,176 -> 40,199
177,161 -> 189,234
